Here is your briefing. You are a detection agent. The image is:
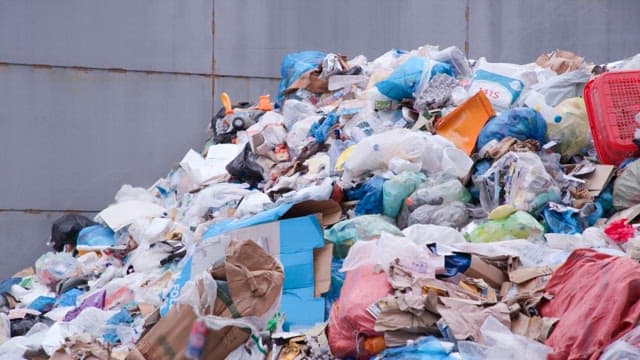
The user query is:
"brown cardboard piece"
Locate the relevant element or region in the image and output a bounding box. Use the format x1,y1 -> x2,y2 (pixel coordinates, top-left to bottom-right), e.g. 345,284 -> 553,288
585,165 -> 615,197
463,254 -> 508,289
508,266 -> 556,284
134,304 -> 249,360
208,200 -> 340,297
135,240 -> 283,360
313,243 -> 333,297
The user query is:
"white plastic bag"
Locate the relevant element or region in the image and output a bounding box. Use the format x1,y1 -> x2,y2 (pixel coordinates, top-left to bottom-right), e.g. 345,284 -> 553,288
341,233 -> 443,277
458,316 -> 551,360
469,58 -> 536,111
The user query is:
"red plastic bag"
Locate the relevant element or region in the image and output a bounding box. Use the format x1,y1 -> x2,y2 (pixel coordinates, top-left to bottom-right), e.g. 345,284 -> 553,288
604,218 -> 635,243
327,264 -> 393,360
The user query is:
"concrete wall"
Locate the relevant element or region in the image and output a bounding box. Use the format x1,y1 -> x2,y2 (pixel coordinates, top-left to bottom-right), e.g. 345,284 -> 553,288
1,0 -> 640,278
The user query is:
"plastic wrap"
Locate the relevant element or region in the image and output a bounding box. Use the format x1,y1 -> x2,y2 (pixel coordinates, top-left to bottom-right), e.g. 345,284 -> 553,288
466,211 -> 544,243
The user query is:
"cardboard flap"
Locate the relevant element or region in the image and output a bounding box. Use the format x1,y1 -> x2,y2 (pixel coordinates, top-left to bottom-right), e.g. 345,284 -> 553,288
508,266 -> 556,284
283,200 -> 342,226
585,165 -> 615,197
313,243 -> 333,297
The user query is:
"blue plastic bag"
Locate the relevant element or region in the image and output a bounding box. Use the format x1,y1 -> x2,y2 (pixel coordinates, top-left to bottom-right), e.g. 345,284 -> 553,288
476,107 -> 547,151
543,207 -> 583,235
324,258 -> 345,319
277,50 -> 326,103
345,176 -> 386,216
376,57 -> 453,100
309,113 -> 339,143
374,336 -> 456,359
77,225 -> 115,248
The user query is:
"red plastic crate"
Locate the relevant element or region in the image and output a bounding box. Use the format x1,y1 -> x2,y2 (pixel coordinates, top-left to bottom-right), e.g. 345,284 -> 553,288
584,70 -> 640,165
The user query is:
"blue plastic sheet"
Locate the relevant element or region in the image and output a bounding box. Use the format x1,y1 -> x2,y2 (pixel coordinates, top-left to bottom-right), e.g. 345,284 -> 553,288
277,51 -> 326,103
28,296 -> 55,312
476,107 -> 547,151
55,288 -> 83,307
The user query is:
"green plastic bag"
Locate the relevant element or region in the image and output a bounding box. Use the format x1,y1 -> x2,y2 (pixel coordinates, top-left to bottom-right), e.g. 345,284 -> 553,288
465,211 -> 544,243
382,171 -> 426,218
325,215 -> 403,258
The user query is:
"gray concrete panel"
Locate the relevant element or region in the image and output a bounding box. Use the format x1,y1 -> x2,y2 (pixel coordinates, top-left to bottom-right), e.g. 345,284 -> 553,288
213,76 -> 281,110
213,0 -> 468,78
0,65 -> 212,210
468,0 -> 640,64
0,211 -> 96,279
0,0 -> 213,74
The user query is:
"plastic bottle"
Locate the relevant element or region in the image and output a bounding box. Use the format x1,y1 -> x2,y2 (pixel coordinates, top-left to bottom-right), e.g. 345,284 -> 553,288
185,319 -> 208,359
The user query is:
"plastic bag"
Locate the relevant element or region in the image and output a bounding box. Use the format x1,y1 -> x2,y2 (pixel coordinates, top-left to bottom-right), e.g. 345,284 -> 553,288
402,224 -> 466,249
475,151 -> 560,213
345,176 -> 385,216
614,159 -> 640,210
225,143 -> 264,187
76,225 -> 115,249
325,215 -> 403,258
465,211 -> 544,243
383,171 -> 426,218
35,253 -> 79,286
545,97 -> 591,158
340,232 -> 442,275
601,325 -> 640,360
458,316 -> 551,360
476,108 -> 547,151
530,69 -> 590,107
408,201 -> 469,229
327,264 -> 393,360
282,99 -> 318,130
234,191 -> 273,219
342,129 -> 427,181
49,214 -> 96,252
374,336 -> 456,359
375,57 -> 453,100
406,179 -> 471,211
431,46 -> 473,79
469,58 -> 535,111
604,219 -> 635,243
278,51 -> 326,103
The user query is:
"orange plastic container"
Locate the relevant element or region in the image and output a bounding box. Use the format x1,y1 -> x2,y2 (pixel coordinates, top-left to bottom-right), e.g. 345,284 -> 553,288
583,70 -> 640,165
435,91 -> 496,155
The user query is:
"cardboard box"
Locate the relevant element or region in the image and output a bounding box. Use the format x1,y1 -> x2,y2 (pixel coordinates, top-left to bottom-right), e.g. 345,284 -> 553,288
203,200 -> 340,295
462,254 -> 507,289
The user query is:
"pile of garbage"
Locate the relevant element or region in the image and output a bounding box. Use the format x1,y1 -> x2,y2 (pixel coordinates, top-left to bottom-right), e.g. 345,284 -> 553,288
3,45 -> 640,360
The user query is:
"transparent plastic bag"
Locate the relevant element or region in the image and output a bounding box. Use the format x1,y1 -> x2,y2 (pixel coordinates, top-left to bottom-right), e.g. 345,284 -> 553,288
601,325 -> 640,360
458,316 -> 551,360
408,201 -> 470,229
342,128 -> 428,181
613,159 -> 640,210
282,99 -> 318,130
325,215 -> 403,258
547,97 -> 591,158
475,151 -> 560,213
341,232 -> 442,276
406,179 -> 471,211
402,224 -> 466,249
35,253 -> 79,286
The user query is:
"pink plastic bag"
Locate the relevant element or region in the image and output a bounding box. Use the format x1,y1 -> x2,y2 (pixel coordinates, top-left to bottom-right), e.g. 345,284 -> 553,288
327,264 -> 392,359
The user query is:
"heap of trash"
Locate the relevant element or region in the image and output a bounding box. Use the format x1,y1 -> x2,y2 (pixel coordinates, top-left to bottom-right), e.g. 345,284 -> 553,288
3,45 -> 640,360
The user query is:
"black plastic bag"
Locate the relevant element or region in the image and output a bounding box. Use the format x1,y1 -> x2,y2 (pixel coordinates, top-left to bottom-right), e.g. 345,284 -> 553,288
50,214 -> 96,252
225,143 -> 264,187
